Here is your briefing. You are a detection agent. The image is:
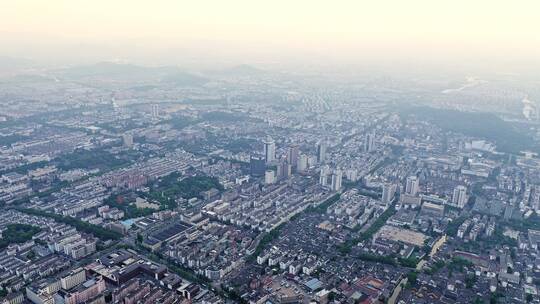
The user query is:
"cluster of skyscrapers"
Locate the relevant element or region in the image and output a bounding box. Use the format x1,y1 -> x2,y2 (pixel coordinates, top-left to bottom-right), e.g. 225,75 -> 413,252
319,165 -> 342,191
253,137 -> 341,189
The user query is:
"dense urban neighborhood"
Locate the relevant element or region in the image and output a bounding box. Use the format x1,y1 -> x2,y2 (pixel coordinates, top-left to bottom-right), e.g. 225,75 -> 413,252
1,61 -> 540,304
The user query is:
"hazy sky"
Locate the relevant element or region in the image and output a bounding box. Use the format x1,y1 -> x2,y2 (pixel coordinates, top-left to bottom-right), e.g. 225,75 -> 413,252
1,0 -> 540,69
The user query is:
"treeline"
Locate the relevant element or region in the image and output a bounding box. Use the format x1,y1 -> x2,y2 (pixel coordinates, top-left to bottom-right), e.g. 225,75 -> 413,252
446,216 -> 467,237
0,134 -> 29,147
136,174 -> 224,211
504,214 -> 540,232
248,222 -> 286,262
0,224 -> 41,249
223,138 -> 259,153
104,195 -> 155,219
0,160 -> 49,176
307,193 -> 341,214
398,257 -> 420,268
481,225 -> 517,248
447,256 -> 474,273
55,148 -> 128,171
339,205 -> 397,254
356,253 -> 419,268
357,253 -> 397,266
166,115 -> 200,130
424,259 -> 446,275
158,174 -> 224,199
16,208 -> 122,241
219,285 -> 249,304
201,111 -> 251,123
133,243 -> 209,285
399,106 -> 533,154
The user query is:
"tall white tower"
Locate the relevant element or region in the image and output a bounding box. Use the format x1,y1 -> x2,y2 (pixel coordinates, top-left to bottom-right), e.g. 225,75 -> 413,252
405,176 -> 419,196
122,134 -> 134,148
265,170 -> 275,184
382,183 -> 397,204
297,154 -> 308,172
319,166 -> 330,186
263,136 -> 276,164
452,185 -> 468,208
364,133 -> 375,152
331,169 -> 343,191
151,104 -> 159,119
287,144 -> 299,167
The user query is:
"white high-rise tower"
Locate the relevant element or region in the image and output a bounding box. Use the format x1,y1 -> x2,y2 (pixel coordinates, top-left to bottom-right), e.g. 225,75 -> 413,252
263,136 -> 276,164
331,169 -> 343,191
364,133 -> 375,152
452,185 -> 468,208
319,166 -> 330,186
382,183 -> 397,204
405,176 -> 419,196
151,104 -> 159,119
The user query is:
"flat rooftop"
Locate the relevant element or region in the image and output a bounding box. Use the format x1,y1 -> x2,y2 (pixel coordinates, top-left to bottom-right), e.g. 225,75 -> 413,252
377,225 -> 427,247
152,222 -> 193,242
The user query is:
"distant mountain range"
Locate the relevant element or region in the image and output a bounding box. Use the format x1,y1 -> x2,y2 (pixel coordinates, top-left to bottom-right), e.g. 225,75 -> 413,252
0,60 -> 268,84
60,62 -> 264,75
204,64 -> 266,77
58,62 -> 161,77
0,56 -> 33,68
0,56 -> 35,74
51,62 -> 208,86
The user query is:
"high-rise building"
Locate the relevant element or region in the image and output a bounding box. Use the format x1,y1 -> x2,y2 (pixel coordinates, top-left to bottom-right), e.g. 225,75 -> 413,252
331,169 -> 343,191
405,176 -> 419,196
265,170 -> 275,184
60,268 -> 86,290
285,163 -> 292,178
345,169 -> 358,182
319,166 -> 330,186
263,136 -> 276,164
250,156 -> 266,177
307,155 -> 318,168
60,277 -> 106,304
276,161 -> 284,180
364,133 -> 375,152
452,185 -> 468,208
287,144 -> 299,168
122,134 -> 133,148
317,141 -> 326,163
382,183 -> 397,204
297,154 -> 308,172
276,159 -> 291,180
151,104 -> 159,119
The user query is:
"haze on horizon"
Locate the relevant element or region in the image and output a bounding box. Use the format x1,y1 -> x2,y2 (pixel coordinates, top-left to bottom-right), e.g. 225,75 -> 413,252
1,0 -> 540,72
